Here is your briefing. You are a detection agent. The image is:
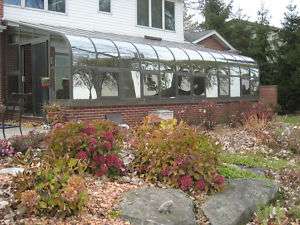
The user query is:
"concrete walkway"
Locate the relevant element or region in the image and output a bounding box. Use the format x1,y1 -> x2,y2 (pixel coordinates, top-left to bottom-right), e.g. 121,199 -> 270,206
0,127 -> 47,139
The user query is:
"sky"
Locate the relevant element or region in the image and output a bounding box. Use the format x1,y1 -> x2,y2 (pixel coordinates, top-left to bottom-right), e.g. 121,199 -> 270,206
189,0 -> 300,28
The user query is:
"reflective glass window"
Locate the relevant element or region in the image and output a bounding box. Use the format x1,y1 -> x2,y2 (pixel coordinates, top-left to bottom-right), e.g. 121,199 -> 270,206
230,76 -> 240,97
66,35 -> 96,58
178,74 -> 191,96
197,51 -> 216,62
26,0 -> 44,9
152,0 -> 162,29
193,75 -> 205,96
250,68 -> 259,78
241,78 -> 250,96
169,47 -> 189,61
143,74 -> 159,96
55,54 -> 71,99
153,46 -> 174,61
48,0 -> 65,13
206,68 -> 218,98
134,43 -> 157,60
91,38 -> 119,58
250,78 -> 259,96
99,0 -> 111,12
137,0 -> 149,26
160,72 -> 176,98
101,72 -> 119,97
185,49 -> 202,61
4,0 -> 21,5
114,41 -> 138,59
165,1 -> 175,30
219,68 -> 230,96
121,71 -> 141,98
210,52 -> 227,63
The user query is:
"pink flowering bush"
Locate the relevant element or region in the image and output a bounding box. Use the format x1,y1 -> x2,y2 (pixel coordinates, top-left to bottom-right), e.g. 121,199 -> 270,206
47,120 -> 125,178
132,117 -> 224,193
0,139 -> 15,157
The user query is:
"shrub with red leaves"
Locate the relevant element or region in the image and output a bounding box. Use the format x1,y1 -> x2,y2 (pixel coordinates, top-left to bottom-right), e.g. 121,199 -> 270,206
48,120 -> 125,178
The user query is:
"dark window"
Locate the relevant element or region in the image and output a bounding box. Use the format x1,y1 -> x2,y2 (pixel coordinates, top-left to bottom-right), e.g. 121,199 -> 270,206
160,72 -> 176,98
165,1 -> 175,30
48,0 -> 65,13
137,0 -> 149,26
26,0 -> 44,9
4,0 -> 21,5
152,0 -> 162,28
193,76 -> 205,96
99,0 -> 111,12
178,74 -> 191,96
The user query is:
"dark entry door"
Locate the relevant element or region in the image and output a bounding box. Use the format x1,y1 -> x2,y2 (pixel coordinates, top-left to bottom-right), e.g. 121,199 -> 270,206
31,42 -> 48,116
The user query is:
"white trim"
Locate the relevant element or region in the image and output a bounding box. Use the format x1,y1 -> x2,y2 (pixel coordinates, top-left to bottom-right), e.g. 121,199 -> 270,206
192,30 -> 236,51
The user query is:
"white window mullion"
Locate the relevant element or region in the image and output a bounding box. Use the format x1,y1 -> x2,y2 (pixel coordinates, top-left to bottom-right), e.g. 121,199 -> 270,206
21,0 -> 25,8
149,0 -> 152,27
162,0 -> 165,30
45,0 -> 48,11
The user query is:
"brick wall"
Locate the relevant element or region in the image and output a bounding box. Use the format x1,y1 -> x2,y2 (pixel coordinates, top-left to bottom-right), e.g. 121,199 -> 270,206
0,32 -> 5,104
50,100 -> 258,126
259,85 -> 278,108
0,0 -> 3,19
199,35 -> 228,51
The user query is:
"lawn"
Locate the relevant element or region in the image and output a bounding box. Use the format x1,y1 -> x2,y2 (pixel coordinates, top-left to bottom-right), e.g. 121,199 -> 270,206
277,115 -> 300,125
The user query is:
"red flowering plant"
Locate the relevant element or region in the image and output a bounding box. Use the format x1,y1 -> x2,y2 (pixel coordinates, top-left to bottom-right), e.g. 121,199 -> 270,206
132,117 -> 225,193
47,120 -> 125,178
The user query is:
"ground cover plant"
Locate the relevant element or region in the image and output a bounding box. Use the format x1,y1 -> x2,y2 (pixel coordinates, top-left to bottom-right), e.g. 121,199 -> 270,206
132,116 -> 224,192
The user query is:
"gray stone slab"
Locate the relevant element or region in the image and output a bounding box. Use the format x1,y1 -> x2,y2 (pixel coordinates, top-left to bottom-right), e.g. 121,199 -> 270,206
0,168 -> 24,176
120,187 -> 197,225
202,179 -> 279,225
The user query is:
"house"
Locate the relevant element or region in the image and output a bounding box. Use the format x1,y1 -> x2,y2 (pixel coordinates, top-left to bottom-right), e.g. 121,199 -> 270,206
184,30 -> 237,52
0,0 -> 266,124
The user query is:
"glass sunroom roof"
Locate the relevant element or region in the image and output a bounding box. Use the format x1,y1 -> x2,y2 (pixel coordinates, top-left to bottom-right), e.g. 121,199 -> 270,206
12,21 -> 257,66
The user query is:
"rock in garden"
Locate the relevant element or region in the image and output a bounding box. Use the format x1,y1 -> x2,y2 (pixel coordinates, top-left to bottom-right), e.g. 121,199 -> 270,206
120,187 -> 197,225
0,168 -> 24,176
202,179 -> 279,225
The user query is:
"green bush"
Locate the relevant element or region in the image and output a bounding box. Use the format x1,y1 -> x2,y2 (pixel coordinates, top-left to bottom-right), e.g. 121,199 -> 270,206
132,116 -> 224,192
47,120 -> 125,177
14,157 -> 88,217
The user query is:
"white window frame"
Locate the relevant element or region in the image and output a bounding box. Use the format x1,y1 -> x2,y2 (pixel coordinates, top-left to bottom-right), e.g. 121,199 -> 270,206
5,0 -> 67,14
137,0 -> 175,31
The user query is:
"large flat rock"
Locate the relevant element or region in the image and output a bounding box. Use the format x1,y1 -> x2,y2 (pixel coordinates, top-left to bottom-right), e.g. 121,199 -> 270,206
120,187 -> 197,225
202,179 -> 279,225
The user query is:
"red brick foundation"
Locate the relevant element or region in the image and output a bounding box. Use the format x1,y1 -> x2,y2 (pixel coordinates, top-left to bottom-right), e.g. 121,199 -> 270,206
260,85 -> 278,108
52,100 -> 258,126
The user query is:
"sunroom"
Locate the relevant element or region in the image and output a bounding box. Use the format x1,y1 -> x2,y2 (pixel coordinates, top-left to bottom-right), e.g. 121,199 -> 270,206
4,21 -> 259,116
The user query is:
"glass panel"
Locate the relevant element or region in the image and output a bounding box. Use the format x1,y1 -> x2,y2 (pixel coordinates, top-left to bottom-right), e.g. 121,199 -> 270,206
219,68 -> 230,96
160,72 -> 176,98
55,54 -> 71,99
66,35 -> 96,59
101,72 -> 119,97
230,66 -> 240,77
91,38 -> 119,67
241,78 -> 250,96
250,68 -> 259,78
178,74 -> 191,96
99,0 -> 111,12
152,46 -> 174,61
143,74 -> 159,96
48,0 -> 65,13
197,50 -> 216,62
250,78 -> 259,96
134,43 -> 157,60
121,70 -> 141,98
137,0 -> 149,26
152,0 -> 162,29
234,54 -> 246,62
4,0 -> 21,5
165,0 -> 175,31
114,41 -> 138,59
206,68 -> 218,98
210,52 -> 227,63
230,76 -> 240,97
169,47 -> 189,61
193,76 -> 205,96
241,67 -> 250,77
185,49 -> 202,61
222,53 -> 236,63
26,0 -> 44,9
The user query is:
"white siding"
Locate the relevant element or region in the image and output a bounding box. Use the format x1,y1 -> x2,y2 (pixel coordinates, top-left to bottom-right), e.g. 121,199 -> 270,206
4,0 -> 184,42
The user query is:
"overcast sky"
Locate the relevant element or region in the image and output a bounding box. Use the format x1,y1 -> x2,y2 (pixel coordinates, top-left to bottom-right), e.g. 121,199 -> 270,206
189,0 -> 300,28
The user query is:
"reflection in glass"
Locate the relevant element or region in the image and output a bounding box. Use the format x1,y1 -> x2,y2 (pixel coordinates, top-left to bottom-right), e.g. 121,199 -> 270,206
26,0 -> 44,9
48,0 -> 65,13
55,54 -> 71,99
134,43 -> 157,60
66,35 -> 95,59
193,76 -> 205,96
185,49 -> 202,61
178,74 -> 191,96
160,73 -> 175,98
169,47 -> 189,61
101,73 -> 119,97
197,51 -> 216,62
206,70 -> 218,98
165,0 -> 175,30
250,68 -> 259,78
210,52 -> 227,63
219,68 -> 230,96
99,0 -> 111,12
153,46 -> 174,61
152,0 -> 162,29
250,78 -> 259,96
241,78 -> 250,96
230,76 -> 240,97
114,41 -> 138,59
121,70 -> 141,98
137,0 -> 149,26
143,74 -> 159,96
4,0 -> 21,5
91,38 -> 118,58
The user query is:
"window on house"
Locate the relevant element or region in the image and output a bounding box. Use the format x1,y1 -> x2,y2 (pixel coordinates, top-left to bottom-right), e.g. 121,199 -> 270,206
165,1 -> 175,30
4,0 -> 21,6
26,0 -> 44,9
152,0 -> 162,28
99,0 -> 111,12
137,0 -> 149,26
48,0 -> 65,13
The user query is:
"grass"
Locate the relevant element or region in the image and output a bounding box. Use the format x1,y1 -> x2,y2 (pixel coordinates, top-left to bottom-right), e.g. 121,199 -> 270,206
277,115 -> 300,125
220,153 -> 294,171
218,164 -> 266,180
